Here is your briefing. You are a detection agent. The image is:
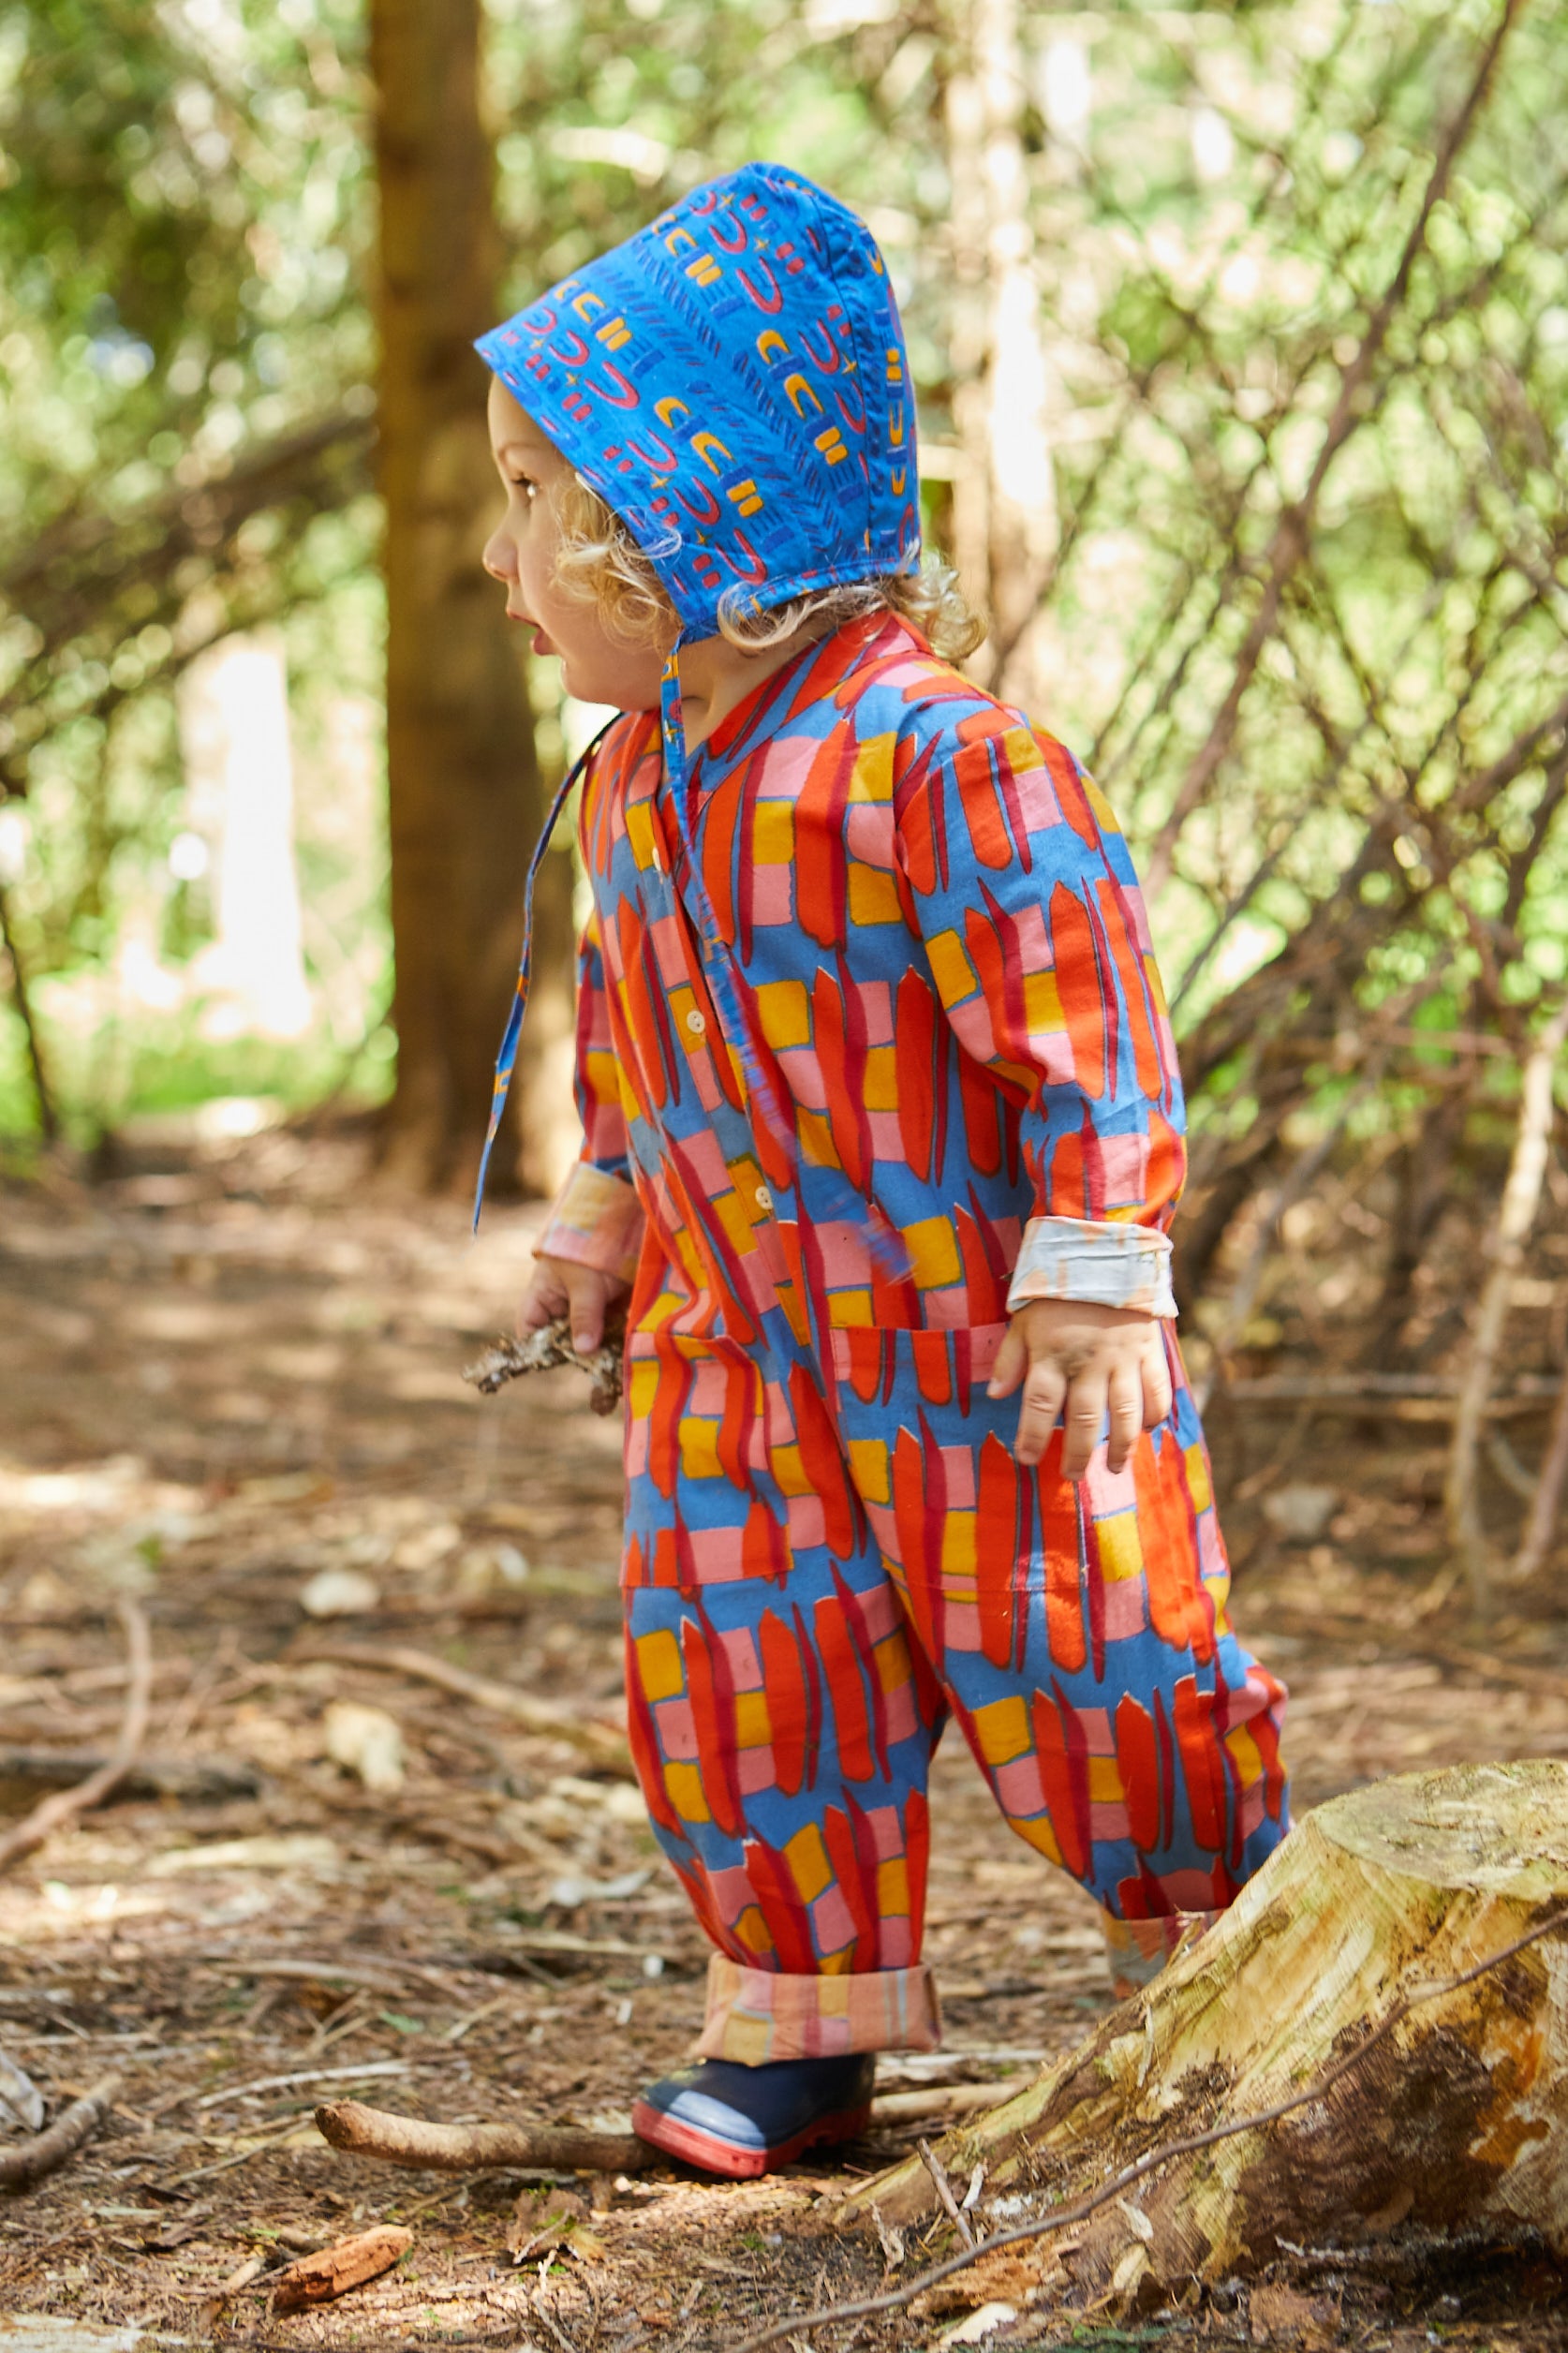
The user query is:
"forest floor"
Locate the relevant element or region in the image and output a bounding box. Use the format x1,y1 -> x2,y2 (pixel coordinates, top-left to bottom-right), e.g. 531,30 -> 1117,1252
2,1122 -> 1567,2353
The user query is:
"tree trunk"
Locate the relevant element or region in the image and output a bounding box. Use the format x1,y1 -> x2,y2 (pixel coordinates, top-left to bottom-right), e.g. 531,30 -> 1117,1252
844,1762 -> 1568,2305
369,0 -> 570,1194
944,0 -> 1058,710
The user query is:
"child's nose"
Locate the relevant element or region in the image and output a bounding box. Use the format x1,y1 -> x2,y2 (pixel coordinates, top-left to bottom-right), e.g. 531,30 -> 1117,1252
481,526 -> 515,584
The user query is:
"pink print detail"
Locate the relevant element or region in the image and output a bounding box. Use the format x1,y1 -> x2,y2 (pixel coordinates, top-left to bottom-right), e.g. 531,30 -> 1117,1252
654,1695 -> 699,1761
751,865 -> 793,924
787,1491 -> 827,1550
810,1884 -> 857,1955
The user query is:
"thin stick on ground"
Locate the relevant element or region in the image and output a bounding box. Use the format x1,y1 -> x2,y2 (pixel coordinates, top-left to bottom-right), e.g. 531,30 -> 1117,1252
0,2076 -> 119,2192
1445,994 -> 1568,1613
918,2138 -> 975,2249
726,1903 -> 1568,2353
293,1641 -> 631,1774
1511,1347 -> 1568,1583
0,1598 -> 152,1872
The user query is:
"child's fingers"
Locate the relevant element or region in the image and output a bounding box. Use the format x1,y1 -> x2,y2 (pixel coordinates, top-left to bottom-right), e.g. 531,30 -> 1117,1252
517,1267 -> 569,1335
1141,1327 -> 1175,1428
1058,1366 -> 1108,1480
1013,1354 -> 1067,1467
1104,1357 -> 1144,1472
986,1323 -> 1029,1401
562,1267 -> 608,1356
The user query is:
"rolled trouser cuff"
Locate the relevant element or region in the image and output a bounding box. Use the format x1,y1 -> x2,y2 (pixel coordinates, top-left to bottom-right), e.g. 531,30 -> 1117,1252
697,1956 -> 943,2063
1100,1907 -> 1220,2001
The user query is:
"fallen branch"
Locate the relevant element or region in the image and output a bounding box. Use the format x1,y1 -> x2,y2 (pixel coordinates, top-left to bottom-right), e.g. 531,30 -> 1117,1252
271,2223 -> 412,2313
1445,994 -> 1568,1611
871,2086 -> 1013,2126
315,2079 -> 1013,2177
294,1642 -> 631,1775
1224,1370 -> 1560,1415
729,1899 -> 1568,2353
315,2099 -> 651,2174
0,1749 -> 259,1803
464,1314 -> 625,1416
0,2075 -> 119,2192
0,1600 -> 152,1872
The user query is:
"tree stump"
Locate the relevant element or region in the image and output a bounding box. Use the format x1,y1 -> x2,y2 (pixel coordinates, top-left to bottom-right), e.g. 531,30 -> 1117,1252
843,1762 -> 1568,2305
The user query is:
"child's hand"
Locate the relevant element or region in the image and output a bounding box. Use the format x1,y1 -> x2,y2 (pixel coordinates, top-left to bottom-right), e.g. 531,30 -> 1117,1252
987,1299 -> 1174,1478
519,1255 -> 629,1357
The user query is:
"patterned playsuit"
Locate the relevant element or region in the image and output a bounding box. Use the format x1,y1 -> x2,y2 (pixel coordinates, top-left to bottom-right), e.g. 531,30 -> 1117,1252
477,164 -> 1289,2062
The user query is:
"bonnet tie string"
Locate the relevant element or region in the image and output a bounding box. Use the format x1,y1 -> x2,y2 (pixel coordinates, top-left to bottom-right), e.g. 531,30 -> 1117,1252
472,718 -> 617,1230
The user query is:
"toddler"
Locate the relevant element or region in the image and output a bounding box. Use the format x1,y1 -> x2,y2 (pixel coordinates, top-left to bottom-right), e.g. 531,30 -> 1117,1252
475,160 -> 1288,2178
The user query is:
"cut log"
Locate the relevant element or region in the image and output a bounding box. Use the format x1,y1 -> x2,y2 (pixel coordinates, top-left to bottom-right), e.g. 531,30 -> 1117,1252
840,1761 -> 1568,2305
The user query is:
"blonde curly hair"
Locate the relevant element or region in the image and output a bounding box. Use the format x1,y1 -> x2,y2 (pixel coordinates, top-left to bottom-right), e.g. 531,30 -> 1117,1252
552,471 -> 986,661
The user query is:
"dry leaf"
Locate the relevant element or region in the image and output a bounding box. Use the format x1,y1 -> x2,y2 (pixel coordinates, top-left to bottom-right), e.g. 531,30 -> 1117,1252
1250,2283 -> 1342,2346
0,2050 -> 45,2133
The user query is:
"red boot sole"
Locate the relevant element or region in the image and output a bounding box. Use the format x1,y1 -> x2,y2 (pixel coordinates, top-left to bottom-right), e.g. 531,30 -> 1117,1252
630,2096 -> 872,2180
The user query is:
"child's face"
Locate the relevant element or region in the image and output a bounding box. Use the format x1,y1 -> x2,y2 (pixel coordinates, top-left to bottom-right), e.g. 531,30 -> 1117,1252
483,377 -> 667,711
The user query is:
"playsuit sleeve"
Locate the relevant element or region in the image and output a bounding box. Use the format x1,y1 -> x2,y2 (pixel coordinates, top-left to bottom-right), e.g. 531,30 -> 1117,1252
895,717 -> 1185,1319
534,905 -> 644,1281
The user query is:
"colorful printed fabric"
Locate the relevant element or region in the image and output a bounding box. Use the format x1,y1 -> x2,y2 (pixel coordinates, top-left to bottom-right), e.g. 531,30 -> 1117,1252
556,613 -> 1289,2055
476,161 -> 920,644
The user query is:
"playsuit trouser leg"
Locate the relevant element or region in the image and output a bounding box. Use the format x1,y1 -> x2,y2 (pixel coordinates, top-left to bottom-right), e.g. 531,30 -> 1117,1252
622,1317 -> 1289,2061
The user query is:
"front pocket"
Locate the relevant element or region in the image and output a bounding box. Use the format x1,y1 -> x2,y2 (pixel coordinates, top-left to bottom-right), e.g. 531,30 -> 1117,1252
828,1321 -> 1009,1414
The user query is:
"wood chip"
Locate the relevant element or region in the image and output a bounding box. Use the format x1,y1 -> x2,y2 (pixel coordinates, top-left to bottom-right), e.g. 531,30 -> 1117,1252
270,2223 -> 413,2312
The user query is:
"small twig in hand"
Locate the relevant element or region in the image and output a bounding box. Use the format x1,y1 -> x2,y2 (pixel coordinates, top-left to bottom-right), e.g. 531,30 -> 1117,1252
0,2075 -> 119,2192
464,1315 -> 626,1416
726,1903 -> 1568,2353
0,1599 -> 152,1872
917,2138 -> 975,2249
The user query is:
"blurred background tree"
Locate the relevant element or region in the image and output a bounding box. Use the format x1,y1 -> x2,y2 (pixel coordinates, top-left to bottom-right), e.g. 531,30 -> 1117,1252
4,0 -> 1568,1580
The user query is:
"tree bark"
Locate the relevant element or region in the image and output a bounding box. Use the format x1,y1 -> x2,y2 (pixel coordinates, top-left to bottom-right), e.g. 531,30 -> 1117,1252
842,1762 -> 1568,2302
369,0 -> 569,1193
943,0 -> 1058,706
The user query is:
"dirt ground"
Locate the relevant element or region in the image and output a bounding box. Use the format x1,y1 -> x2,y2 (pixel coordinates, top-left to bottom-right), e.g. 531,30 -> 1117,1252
2,1125 -> 1566,2352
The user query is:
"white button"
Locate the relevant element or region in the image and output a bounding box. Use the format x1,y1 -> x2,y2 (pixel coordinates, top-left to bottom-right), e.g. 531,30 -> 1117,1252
686,1009 -> 706,1035
754,1185 -> 773,1212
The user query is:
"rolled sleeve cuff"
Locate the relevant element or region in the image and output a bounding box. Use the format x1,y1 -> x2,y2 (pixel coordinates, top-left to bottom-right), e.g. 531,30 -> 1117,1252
1007,1214 -> 1176,1318
536,1162 -> 644,1284
697,1955 -> 942,2062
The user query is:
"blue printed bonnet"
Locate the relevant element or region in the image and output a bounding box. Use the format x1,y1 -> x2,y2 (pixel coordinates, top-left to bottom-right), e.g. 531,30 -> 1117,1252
472,163 -> 919,1242
475,159 -> 921,639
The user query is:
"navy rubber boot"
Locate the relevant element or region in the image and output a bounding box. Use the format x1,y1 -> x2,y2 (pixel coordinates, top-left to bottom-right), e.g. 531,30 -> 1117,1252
631,2053 -> 875,2178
